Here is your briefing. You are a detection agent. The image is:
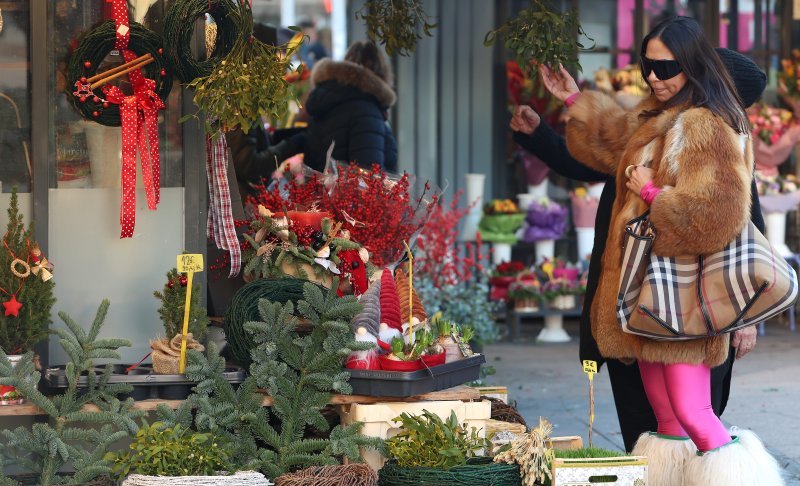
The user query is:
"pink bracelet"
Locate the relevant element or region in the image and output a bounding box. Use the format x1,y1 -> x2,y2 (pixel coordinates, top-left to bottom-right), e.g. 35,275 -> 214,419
565,92 -> 581,107
640,181 -> 662,205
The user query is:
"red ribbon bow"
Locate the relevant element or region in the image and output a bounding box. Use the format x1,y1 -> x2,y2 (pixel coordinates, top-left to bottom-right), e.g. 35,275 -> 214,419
104,81 -> 164,238
104,0 -> 164,238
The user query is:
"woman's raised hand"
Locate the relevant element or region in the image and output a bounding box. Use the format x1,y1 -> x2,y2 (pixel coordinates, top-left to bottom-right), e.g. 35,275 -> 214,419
510,105 -> 541,135
539,64 -> 580,103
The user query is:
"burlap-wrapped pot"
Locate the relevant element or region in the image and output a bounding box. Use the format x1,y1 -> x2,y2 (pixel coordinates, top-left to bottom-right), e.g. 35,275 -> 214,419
150,333 -> 205,374
274,464 -> 376,486
121,471 -> 269,485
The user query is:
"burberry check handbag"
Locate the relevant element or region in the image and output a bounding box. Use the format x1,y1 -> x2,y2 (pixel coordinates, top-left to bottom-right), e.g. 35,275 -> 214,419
617,211 -> 799,341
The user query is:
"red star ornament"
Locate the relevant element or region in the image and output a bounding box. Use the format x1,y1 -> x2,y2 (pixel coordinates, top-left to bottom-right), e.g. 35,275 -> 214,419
3,295 -> 22,317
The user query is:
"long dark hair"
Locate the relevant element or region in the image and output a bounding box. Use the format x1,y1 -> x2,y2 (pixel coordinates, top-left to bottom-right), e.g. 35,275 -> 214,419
640,16 -> 748,134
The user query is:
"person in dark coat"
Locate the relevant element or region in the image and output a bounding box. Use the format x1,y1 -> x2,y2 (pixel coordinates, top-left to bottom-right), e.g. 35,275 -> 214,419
301,41 -> 398,172
509,47 -> 767,453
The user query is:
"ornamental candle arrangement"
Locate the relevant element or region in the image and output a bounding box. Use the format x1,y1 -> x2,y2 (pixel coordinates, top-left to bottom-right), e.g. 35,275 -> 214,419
242,208 -> 367,294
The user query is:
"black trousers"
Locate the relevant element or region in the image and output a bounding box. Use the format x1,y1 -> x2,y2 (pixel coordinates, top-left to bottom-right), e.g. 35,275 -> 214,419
607,347 -> 737,452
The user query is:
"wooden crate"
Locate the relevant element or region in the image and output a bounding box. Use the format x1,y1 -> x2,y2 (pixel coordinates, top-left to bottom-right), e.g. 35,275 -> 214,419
548,436 -> 584,451
551,456 -> 647,486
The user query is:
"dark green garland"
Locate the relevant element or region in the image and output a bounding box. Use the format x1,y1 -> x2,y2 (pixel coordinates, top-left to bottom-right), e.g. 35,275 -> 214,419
163,0 -> 240,83
224,277 -> 323,367
67,21 -> 172,127
378,458 -> 521,486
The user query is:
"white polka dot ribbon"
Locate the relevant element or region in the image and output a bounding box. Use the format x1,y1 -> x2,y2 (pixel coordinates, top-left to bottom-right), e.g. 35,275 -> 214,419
104,0 -> 163,238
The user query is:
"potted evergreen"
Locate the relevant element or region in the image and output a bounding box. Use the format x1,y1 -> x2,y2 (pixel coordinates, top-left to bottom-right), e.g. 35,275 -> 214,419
0,189 -> 56,404
151,266 -> 210,374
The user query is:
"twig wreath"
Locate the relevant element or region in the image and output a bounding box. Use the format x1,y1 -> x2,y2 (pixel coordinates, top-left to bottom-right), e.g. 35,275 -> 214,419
67,21 -> 172,126
163,0 -> 240,83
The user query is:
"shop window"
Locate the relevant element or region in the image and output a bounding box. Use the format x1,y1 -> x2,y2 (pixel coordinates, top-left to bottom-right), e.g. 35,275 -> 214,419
0,1 -> 32,194
50,0 -> 184,190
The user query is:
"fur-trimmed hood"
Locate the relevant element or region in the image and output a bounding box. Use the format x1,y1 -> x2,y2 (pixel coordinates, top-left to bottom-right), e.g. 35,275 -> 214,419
309,59 -> 396,110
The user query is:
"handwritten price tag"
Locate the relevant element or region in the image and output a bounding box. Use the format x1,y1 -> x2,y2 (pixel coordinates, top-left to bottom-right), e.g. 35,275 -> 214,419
177,254 -> 204,273
177,253 -> 204,373
582,360 -> 597,376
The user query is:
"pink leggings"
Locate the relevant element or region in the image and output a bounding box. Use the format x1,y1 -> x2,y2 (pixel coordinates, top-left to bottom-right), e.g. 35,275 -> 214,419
638,360 -> 732,452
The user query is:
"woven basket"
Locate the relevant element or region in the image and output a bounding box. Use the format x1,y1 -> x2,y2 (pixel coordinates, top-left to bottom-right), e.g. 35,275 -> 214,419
122,471 -> 270,485
378,458 -> 521,486
274,464 -> 377,486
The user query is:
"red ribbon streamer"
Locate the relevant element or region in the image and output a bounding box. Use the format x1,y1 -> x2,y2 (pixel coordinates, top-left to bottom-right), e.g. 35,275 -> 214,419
206,133 -> 241,277
105,0 -> 163,238
104,82 -> 163,238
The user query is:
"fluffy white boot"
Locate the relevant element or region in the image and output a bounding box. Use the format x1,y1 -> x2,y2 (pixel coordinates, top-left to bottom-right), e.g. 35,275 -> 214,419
631,432 -> 696,486
684,428 -> 784,486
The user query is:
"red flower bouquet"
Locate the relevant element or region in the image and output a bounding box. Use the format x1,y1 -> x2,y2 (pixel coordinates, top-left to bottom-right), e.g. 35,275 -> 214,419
748,103 -> 800,176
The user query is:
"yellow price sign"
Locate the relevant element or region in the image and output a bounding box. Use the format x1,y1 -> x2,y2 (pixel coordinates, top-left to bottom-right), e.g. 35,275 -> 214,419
177,254 -> 204,273
176,254 -> 204,373
582,360 -> 598,448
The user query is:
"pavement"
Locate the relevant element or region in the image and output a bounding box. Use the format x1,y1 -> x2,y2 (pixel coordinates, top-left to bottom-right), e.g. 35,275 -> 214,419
482,318 -> 800,485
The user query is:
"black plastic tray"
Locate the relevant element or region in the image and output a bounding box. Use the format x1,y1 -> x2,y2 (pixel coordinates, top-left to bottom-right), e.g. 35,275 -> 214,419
42,364 -> 246,401
346,354 -> 485,397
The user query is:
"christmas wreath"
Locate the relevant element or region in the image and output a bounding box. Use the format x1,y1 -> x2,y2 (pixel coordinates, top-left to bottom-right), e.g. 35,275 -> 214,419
163,0 -> 240,83
67,20 -> 172,127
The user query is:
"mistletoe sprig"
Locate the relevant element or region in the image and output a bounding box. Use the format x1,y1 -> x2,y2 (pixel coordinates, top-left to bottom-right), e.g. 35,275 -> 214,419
183,0 -> 303,134
485,0 -> 594,76
356,0 -> 436,56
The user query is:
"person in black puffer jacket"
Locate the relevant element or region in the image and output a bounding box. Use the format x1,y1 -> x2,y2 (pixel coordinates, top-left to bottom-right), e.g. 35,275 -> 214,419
301,41 -> 398,172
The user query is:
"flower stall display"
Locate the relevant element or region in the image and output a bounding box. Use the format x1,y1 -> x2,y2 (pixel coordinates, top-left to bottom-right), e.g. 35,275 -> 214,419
523,198 -> 568,262
755,173 -> 800,257
480,199 -> 526,264
749,103 -> 800,176
533,258 -> 584,343
250,162 -> 440,272
489,260 -> 529,301
570,187 -> 599,261
508,278 -> 543,312
416,191 -> 500,344
748,104 -> 800,257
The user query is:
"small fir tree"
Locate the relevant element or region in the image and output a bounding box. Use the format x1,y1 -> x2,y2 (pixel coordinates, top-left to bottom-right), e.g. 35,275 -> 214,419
158,282 -> 384,478
0,188 -> 56,354
153,267 -> 209,340
0,300 -> 143,485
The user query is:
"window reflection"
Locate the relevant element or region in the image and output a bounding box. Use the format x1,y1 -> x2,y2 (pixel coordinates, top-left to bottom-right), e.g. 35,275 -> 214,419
0,1 -> 32,193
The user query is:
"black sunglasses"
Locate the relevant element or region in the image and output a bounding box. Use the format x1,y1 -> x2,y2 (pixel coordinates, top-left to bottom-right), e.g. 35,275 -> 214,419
641,57 -> 682,81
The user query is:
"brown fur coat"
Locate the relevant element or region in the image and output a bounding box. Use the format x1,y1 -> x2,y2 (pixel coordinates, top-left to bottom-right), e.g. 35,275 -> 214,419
566,91 -> 753,366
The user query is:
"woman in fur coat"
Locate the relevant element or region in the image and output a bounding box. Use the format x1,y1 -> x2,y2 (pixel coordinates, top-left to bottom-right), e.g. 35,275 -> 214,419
539,17 -> 783,485
301,41 -> 398,172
